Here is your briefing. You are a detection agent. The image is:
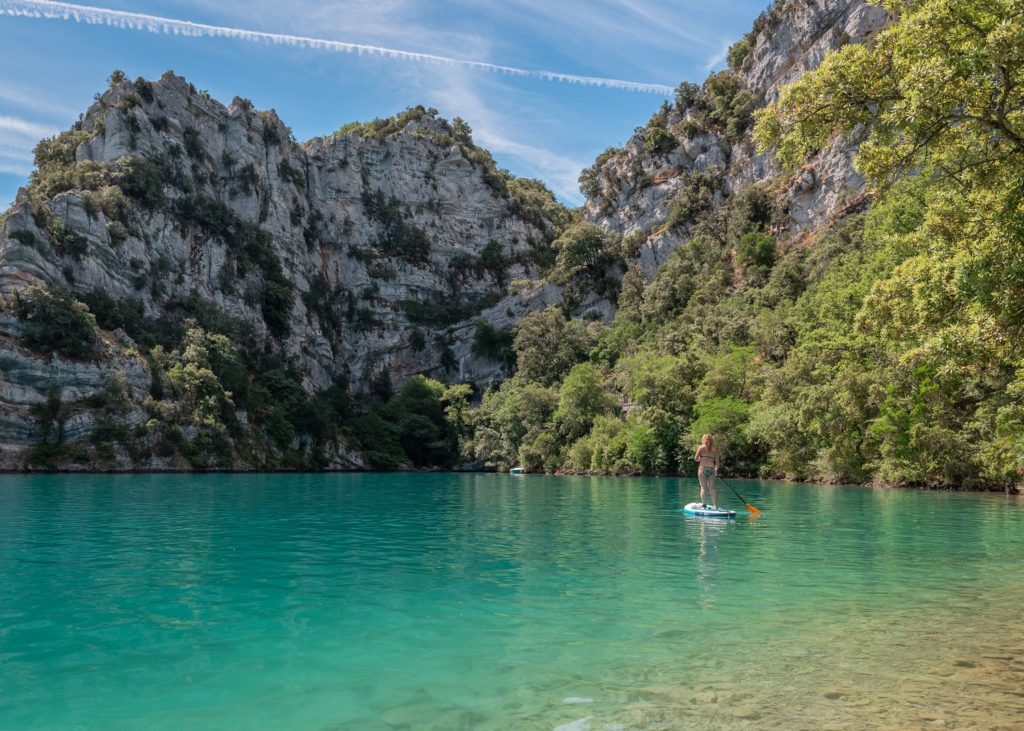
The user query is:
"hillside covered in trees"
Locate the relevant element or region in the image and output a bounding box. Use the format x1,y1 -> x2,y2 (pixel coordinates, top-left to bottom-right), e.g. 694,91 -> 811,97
0,0 -> 1020,489
461,0 -> 1023,490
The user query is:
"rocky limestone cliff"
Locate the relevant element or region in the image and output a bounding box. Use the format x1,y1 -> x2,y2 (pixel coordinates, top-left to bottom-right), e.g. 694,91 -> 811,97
581,0 -> 889,276
3,73 -> 568,389
0,72 -> 569,469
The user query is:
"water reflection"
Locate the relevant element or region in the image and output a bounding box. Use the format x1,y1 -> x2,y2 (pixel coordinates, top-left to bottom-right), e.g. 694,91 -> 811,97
695,519 -> 732,612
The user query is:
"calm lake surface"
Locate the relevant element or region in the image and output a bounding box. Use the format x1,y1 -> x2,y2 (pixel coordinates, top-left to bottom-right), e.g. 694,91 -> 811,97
1,473 -> 1022,730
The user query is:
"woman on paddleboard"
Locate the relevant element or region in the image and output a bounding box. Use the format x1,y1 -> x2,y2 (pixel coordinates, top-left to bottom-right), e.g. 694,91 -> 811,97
694,434 -> 719,508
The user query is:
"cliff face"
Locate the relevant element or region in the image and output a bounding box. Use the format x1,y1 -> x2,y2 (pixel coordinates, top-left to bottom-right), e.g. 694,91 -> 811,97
0,73 -> 568,469
4,73 -> 565,388
581,0 -> 889,276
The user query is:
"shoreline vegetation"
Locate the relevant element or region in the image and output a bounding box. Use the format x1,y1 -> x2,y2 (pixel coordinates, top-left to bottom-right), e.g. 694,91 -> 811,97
460,0 -> 1024,493
1,465 -> 1018,495
1,1 -> 1021,491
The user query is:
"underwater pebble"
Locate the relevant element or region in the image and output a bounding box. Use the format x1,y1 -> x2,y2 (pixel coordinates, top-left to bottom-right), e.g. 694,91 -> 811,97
732,704 -> 761,720
554,717 -> 591,731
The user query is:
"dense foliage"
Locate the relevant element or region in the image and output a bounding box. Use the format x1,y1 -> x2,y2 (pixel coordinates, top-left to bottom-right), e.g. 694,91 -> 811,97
7,3 -> 1022,489
756,0 -> 1024,486
350,376 -> 470,469
10,285 -> 99,360
462,0 -> 1023,489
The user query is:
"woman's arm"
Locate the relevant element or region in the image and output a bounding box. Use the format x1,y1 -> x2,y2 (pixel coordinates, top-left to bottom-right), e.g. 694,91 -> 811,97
694,445 -> 704,462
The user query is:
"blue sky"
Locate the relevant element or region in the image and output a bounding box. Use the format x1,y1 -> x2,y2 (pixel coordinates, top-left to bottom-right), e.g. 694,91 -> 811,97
0,0 -> 768,210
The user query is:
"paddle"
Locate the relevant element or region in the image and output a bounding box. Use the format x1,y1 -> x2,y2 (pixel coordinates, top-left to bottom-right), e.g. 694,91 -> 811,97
716,475 -> 762,516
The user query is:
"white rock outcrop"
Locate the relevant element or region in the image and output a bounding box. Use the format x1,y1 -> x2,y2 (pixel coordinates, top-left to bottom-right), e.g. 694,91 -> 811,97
582,0 -> 887,277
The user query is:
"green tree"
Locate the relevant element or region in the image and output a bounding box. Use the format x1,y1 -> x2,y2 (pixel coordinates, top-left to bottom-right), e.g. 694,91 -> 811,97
756,0 -> 1024,343
164,327 -> 237,431
468,378 -> 558,469
513,307 -> 595,386
451,117 -> 473,145
553,363 -> 614,443
756,0 -> 1024,485
549,222 -> 623,299
736,231 -> 775,282
12,286 -> 99,360
518,431 -> 562,473
443,383 -> 473,451
383,376 -> 459,468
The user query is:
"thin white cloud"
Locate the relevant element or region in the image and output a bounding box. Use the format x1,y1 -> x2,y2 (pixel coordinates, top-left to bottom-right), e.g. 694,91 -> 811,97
444,0 -> 725,82
0,142 -> 35,160
0,164 -> 30,176
0,80 -> 80,118
0,0 -> 674,94
188,0 -> 486,61
0,81 -> 79,118
0,116 -> 55,186
703,41 -> 731,72
0,115 -> 58,139
425,68 -> 586,204
605,0 -> 711,48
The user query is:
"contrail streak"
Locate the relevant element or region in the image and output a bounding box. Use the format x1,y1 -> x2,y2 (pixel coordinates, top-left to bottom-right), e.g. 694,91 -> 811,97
0,0 -> 676,95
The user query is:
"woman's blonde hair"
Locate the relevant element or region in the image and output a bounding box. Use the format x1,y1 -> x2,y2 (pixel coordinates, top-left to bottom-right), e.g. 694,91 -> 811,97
701,434 -> 714,448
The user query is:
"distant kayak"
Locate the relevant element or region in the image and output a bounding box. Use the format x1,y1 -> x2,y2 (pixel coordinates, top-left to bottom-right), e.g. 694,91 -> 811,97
682,502 -> 736,518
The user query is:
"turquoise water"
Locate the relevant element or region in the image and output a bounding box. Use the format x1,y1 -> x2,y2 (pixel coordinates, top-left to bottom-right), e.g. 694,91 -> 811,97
1,473 -> 1023,730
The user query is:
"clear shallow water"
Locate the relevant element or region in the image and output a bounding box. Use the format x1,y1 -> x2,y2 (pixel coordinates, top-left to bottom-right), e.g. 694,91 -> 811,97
1,474 -> 1023,731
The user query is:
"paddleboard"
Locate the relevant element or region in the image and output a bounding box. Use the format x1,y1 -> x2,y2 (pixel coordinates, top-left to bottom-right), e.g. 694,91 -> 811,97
682,502 -> 736,518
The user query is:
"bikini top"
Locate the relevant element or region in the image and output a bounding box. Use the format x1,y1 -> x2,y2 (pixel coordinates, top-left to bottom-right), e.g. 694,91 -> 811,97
697,448 -> 718,462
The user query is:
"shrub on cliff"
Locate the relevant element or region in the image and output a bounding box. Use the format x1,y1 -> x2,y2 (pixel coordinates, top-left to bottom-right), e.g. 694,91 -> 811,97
671,72 -> 757,141
506,177 -> 571,245
727,37 -> 753,71
643,103 -> 677,155
361,189 -> 433,263
549,222 -> 624,303
471,321 -> 514,368
11,285 -> 99,360
578,147 -> 621,200
114,156 -> 165,208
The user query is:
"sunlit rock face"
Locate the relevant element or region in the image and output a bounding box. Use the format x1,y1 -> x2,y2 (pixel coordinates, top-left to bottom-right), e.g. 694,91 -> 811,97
0,73 -> 570,468
581,0 -> 889,277
2,73 -> 566,392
